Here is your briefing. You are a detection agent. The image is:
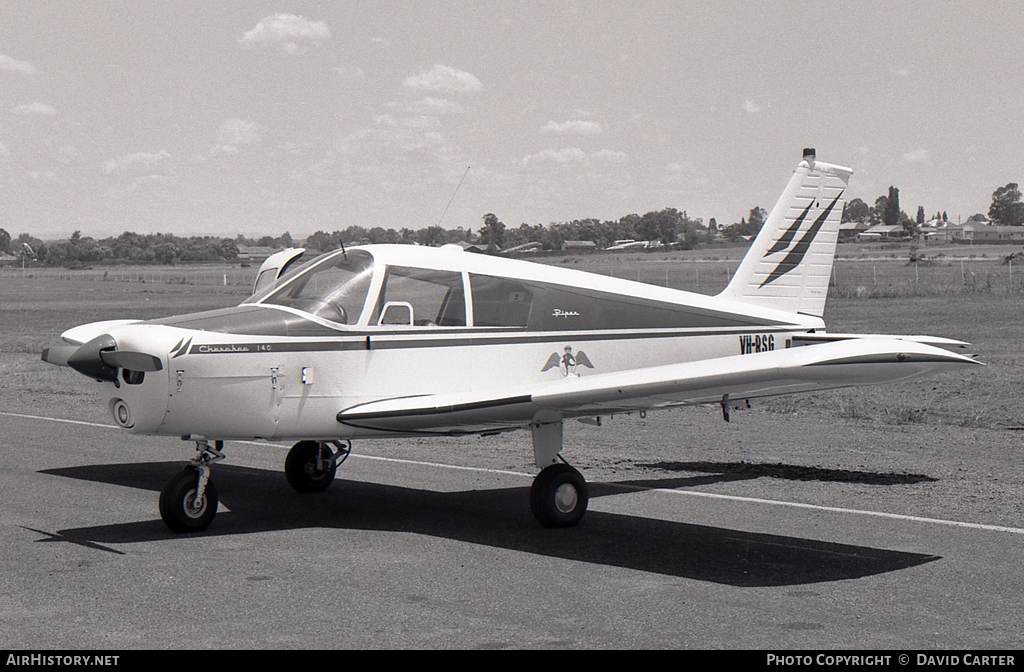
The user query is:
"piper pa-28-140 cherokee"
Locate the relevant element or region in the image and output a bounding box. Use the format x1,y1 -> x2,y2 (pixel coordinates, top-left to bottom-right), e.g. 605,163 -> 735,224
42,149 -> 980,532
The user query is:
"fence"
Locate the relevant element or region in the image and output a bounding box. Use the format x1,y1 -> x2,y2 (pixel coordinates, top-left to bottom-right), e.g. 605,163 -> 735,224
2,258 -> 1022,297
598,258 -> 1024,296
0,266 -> 258,288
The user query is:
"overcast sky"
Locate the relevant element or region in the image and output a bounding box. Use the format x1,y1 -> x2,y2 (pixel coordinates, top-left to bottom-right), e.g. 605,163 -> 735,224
1,1 -> 1022,240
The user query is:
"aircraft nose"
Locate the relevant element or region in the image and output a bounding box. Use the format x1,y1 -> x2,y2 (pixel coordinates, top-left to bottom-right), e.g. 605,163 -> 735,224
48,333 -> 165,382
41,325 -> 170,434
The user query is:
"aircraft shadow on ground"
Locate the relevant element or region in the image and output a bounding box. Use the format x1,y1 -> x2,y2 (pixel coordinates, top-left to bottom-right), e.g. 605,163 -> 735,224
38,462 -> 939,588
596,460 -> 939,493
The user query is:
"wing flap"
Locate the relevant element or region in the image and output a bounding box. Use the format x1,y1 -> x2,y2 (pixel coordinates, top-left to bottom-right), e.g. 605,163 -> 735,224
792,332 -> 971,352
338,339 -> 980,433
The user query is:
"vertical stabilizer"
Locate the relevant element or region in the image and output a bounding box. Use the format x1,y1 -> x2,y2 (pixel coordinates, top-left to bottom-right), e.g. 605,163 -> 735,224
717,149 -> 852,317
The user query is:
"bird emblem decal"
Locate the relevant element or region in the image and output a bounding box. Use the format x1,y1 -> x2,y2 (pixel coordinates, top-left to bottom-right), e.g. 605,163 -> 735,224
541,346 -> 595,377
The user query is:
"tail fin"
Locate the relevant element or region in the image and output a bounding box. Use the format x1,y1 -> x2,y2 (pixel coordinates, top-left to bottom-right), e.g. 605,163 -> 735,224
717,149 -> 852,317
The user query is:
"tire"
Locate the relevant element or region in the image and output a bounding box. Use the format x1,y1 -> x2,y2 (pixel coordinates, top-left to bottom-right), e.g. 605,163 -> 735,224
159,468 -> 218,533
530,463 -> 589,528
285,441 -> 337,493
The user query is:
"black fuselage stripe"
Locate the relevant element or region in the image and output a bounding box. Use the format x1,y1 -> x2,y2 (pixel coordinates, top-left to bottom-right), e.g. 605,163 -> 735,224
338,395 -> 534,422
183,326 -> 805,355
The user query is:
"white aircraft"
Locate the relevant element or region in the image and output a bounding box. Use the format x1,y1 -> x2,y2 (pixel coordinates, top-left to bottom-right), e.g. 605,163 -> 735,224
42,149 -> 980,533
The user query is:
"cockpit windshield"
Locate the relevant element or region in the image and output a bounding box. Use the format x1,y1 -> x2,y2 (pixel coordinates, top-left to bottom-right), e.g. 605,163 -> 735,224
255,250 -> 375,325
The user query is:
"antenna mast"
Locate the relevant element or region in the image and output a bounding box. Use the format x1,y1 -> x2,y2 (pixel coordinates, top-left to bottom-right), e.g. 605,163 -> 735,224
436,166 -> 471,227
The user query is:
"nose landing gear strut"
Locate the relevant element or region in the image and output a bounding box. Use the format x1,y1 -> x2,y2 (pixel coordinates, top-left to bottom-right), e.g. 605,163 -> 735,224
159,439 -> 224,533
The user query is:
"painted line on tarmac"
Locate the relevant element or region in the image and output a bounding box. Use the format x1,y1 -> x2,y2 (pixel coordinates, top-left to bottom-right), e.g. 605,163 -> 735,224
334,452 -> 529,478
0,410 -> 117,430
235,439 -> 530,478
652,487 -> 1024,536
0,411 -> 531,478
5,410 -> 1023,535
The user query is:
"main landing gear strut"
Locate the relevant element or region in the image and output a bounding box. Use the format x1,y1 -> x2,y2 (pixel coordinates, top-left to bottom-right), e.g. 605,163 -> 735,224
529,417 -> 589,528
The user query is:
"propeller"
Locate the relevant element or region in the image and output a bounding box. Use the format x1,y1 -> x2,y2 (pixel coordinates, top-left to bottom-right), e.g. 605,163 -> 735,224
41,333 -> 162,382
100,350 -> 163,372
40,344 -> 79,367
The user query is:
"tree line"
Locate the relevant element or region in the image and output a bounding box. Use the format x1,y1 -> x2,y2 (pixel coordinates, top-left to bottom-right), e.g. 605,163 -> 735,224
0,207 -> 719,266
0,230 -> 241,266
843,182 -> 1024,233
2,182 -> 1020,265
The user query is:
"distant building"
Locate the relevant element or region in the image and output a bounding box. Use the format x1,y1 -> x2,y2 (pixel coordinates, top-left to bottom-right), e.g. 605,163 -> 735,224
920,226 -> 954,243
561,240 -> 598,252
945,224 -> 1024,244
450,241 -> 489,253
839,220 -> 871,241
237,245 -> 281,266
859,224 -> 905,240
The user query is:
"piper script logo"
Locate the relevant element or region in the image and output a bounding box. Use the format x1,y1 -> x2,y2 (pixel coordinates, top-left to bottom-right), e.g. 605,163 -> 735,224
759,192 -> 843,288
541,346 -> 594,377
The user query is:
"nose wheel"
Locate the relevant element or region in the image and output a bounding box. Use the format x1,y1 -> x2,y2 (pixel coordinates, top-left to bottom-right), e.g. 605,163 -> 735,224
159,440 -> 224,533
159,467 -> 219,532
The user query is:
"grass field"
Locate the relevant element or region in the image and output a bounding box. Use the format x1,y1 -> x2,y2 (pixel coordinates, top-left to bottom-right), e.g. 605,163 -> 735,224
1,245 -> 1021,431
542,243 -> 1024,297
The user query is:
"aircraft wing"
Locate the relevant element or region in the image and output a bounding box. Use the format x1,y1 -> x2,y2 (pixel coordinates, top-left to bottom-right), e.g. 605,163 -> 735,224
337,338 -> 980,434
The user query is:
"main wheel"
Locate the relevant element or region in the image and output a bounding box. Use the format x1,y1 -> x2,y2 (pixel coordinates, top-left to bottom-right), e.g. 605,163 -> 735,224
530,463 -> 589,528
159,468 -> 218,533
285,441 -> 338,492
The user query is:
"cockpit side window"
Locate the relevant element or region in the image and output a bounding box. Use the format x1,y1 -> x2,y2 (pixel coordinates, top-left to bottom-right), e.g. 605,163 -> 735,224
370,267 -> 467,327
260,250 -> 374,325
468,274 -> 533,327
470,272 -> 768,330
